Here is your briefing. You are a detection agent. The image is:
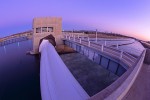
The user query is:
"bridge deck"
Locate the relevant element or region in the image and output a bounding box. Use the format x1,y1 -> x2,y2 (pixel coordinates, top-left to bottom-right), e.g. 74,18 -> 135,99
123,63 -> 150,100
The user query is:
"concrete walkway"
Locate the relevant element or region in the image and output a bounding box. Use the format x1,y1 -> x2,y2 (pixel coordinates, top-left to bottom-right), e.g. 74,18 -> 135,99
123,63 -> 150,100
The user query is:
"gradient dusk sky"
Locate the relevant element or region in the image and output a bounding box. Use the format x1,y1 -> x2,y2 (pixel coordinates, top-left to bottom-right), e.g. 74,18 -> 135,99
0,0 -> 150,41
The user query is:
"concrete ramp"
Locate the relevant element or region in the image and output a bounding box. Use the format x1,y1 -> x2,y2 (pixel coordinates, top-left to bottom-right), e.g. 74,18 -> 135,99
39,40 -> 89,100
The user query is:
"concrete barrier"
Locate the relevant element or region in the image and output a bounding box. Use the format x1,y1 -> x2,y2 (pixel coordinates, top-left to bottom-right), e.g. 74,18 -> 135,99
144,49 -> 150,64
63,37 -> 146,100
64,40 -> 127,76
89,50 -> 146,100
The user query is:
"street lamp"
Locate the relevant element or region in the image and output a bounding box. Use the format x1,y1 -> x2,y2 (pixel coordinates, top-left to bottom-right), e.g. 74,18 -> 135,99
96,29 -> 97,42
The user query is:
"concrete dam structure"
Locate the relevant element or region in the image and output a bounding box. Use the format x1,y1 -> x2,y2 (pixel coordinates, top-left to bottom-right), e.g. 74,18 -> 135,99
39,40 -> 89,100
38,32 -> 145,100
0,17 -> 147,100
62,33 -> 146,100
29,17 -> 146,100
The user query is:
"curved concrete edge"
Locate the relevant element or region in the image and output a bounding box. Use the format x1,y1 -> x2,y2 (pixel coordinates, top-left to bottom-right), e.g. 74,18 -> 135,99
106,49 -> 146,100
39,40 -> 89,100
89,49 -> 146,100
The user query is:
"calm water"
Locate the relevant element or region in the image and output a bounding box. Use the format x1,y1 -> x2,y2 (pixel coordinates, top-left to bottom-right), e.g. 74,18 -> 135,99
0,40 -> 41,100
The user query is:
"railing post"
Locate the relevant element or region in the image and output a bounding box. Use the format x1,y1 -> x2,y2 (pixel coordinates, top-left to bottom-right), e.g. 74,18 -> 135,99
4,46 -> 6,53
88,41 -> 91,47
117,43 -> 118,49
105,41 -> 107,46
18,42 -> 20,47
65,35 -> 67,39
69,36 -> 70,40
68,35 -> 70,40
80,38 -> 81,44
120,50 -> 123,59
96,29 -> 97,42
88,37 -> 89,41
101,45 -> 103,52
74,35 -> 75,41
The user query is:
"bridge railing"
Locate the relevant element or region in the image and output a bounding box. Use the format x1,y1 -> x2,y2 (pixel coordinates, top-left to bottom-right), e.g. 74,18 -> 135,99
62,34 -> 145,99
63,35 -> 138,68
0,36 -> 28,46
88,49 -> 146,100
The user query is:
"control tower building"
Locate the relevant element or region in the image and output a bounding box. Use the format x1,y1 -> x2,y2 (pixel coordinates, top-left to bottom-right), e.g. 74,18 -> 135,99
32,17 -> 62,54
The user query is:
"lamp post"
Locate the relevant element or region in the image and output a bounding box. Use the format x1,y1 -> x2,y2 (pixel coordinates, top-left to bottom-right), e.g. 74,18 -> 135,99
96,29 -> 97,42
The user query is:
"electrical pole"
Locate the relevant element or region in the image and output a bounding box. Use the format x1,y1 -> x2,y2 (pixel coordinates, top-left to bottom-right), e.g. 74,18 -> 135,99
96,29 -> 97,42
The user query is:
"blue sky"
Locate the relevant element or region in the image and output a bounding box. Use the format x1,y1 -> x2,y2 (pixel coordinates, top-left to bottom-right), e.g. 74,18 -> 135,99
0,0 -> 150,41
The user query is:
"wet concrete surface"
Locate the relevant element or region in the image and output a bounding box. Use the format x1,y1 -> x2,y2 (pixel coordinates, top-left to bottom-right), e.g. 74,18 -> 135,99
60,53 -> 118,96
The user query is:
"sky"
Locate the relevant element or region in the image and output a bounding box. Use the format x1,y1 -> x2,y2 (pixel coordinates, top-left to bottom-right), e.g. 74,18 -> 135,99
0,0 -> 150,41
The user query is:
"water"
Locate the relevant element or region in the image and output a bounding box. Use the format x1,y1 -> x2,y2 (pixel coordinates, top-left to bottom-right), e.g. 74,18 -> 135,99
0,40 -> 41,100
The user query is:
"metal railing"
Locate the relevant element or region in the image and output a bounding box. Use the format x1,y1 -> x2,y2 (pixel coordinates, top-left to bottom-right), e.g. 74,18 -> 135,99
0,36 -> 28,46
63,35 -> 138,67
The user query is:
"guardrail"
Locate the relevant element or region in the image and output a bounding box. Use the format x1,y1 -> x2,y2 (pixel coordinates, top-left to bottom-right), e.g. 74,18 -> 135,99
89,50 -> 146,100
63,34 -> 145,99
63,35 -> 138,68
0,36 -> 28,46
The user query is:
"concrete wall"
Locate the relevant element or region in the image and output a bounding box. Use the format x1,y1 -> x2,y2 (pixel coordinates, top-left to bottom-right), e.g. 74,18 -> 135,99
64,40 -> 146,99
89,49 -> 146,100
144,49 -> 150,64
64,40 -> 127,77
32,17 -> 62,53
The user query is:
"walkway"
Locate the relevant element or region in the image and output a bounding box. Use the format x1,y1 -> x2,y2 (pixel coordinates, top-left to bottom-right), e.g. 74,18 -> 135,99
60,53 -> 118,96
123,63 -> 150,100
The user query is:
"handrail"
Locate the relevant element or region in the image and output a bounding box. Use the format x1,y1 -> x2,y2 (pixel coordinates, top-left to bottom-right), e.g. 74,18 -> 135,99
62,35 -> 138,68
0,36 -> 28,46
88,50 -> 146,100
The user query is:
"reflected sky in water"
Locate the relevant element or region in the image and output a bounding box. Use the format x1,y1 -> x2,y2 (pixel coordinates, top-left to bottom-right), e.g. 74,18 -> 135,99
0,40 -> 41,100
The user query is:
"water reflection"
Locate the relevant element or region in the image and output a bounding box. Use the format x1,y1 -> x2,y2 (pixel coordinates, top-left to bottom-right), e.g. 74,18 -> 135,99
0,40 -> 41,100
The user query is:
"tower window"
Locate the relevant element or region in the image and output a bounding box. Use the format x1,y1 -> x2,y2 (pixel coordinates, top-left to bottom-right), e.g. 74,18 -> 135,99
36,27 -> 41,33
48,27 -> 53,32
42,27 -> 47,32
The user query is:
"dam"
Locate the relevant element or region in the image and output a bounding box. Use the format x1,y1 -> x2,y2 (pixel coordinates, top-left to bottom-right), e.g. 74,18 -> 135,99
0,17 -> 148,100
